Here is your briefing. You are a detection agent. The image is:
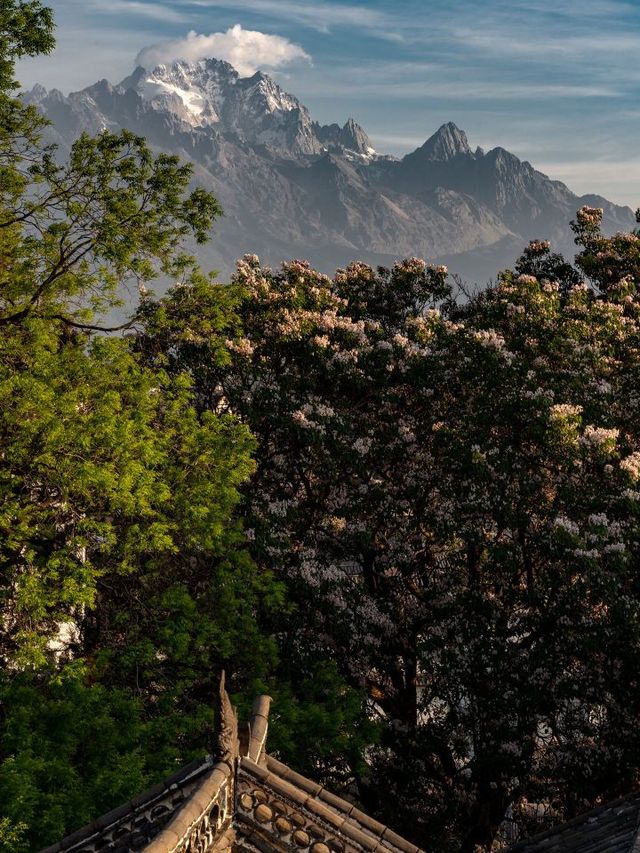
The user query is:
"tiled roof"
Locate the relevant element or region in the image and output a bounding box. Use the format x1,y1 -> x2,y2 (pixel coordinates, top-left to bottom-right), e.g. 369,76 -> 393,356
38,756 -> 214,853
505,792 -> 640,853
40,687 -> 424,853
236,753 -> 421,853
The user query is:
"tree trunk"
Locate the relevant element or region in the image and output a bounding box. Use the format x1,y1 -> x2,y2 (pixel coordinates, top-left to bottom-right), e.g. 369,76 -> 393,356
460,784 -> 509,853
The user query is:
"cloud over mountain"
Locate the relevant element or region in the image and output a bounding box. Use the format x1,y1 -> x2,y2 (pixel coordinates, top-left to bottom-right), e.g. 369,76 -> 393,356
136,25 -> 311,77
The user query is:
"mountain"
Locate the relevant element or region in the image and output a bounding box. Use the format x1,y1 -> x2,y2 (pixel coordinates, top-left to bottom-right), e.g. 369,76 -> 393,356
406,121 -> 472,162
25,58 -> 636,285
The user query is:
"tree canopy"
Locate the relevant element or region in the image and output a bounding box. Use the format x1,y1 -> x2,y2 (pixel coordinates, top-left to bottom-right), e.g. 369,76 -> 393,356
138,208 -> 640,852
0,6 -> 277,851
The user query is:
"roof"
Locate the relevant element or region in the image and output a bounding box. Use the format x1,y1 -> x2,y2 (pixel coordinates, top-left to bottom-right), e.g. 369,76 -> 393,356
40,682 -> 422,853
505,792 -> 640,853
39,756 -> 214,853
235,754 -> 421,853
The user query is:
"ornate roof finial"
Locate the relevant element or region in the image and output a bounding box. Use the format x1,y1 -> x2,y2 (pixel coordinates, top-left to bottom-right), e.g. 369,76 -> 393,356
214,670 -> 239,766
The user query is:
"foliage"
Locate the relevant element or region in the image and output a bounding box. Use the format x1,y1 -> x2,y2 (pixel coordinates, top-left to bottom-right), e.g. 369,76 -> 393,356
0,5 -> 278,850
0,676 -> 148,850
139,212 -> 640,852
5,6 -> 640,853
0,1 -> 54,94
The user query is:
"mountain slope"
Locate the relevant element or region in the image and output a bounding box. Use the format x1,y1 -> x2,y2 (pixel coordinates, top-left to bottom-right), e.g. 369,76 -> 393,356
25,58 -> 635,283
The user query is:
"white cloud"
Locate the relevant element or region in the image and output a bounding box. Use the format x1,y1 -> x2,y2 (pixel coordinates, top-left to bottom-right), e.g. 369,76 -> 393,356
454,26 -> 640,62
297,72 -> 619,101
136,24 -> 311,76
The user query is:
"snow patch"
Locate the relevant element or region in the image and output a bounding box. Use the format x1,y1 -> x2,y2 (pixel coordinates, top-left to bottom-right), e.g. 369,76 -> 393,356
139,76 -> 206,121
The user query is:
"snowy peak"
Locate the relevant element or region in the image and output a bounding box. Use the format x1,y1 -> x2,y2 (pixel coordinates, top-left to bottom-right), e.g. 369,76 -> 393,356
25,82 -> 48,103
127,58 -> 303,129
120,57 -> 321,154
229,69 -> 307,129
127,58 -> 240,127
113,56 -> 379,159
411,122 -> 472,162
314,118 -> 377,160
223,70 -> 319,155
239,70 -> 301,113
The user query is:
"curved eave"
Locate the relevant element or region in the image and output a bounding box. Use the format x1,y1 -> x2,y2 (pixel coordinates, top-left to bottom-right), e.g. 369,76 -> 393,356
144,759 -> 234,852
237,754 -> 424,853
39,756 -> 214,853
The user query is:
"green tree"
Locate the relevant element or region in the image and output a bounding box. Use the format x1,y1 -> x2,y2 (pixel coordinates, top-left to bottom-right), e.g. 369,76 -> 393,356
0,1 -> 54,215
0,6 -> 279,850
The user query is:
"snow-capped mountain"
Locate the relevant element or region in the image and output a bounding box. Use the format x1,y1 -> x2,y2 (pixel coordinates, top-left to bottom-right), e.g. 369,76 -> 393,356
118,58 -> 375,159
26,58 -> 635,282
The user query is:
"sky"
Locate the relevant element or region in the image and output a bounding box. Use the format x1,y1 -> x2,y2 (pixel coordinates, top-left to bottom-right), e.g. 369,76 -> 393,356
16,0 -> 640,208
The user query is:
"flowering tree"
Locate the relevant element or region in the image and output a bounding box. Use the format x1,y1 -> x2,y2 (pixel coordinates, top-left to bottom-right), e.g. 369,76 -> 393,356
140,207 -> 640,852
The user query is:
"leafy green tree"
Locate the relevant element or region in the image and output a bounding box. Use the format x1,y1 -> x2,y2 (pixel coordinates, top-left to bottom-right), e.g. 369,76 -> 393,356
0,1 -> 54,93
0,6 -> 280,850
135,271 -> 378,791
0,1 -> 54,220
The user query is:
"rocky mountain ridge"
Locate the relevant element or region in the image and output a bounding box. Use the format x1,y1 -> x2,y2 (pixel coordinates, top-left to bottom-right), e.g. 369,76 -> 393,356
119,58 -> 377,160
26,57 -> 636,283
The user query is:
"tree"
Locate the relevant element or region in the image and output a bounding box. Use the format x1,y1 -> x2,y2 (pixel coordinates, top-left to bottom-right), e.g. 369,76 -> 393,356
0,1 -> 54,213
0,6 -> 278,850
138,212 -> 640,852
0,1 -> 54,93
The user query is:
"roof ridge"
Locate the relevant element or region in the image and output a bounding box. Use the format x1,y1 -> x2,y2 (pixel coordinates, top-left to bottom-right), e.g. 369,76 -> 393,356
256,753 -> 422,853
39,756 -> 213,853
144,760 -> 233,853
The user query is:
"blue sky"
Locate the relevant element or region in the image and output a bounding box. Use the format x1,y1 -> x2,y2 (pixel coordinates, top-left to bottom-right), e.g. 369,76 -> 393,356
16,0 -> 640,207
